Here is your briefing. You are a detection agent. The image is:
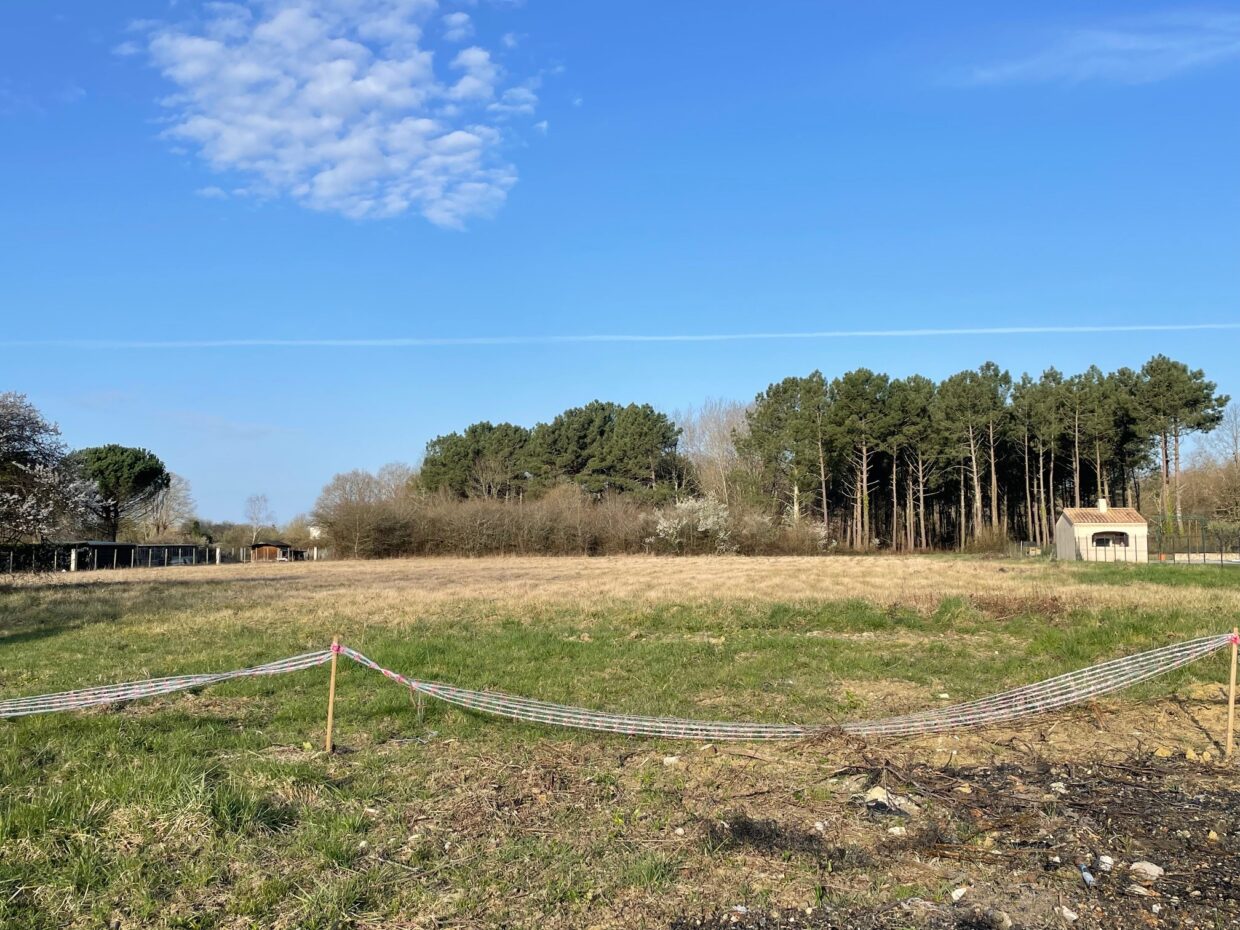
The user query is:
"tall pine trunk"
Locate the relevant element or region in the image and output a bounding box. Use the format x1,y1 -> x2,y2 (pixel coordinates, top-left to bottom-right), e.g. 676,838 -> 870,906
1048,443 -> 1056,536
1023,427 -> 1034,544
1159,430 -> 1171,528
890,453 -> 899,552
1094,438 -> 1104,502
917,452 -> 928,550
966,427 -> 983,538
817,437 -> 830,535
987,420 -> 1000,531
1173,424 -> 1182,532
958,461 -> 967,551
860,442 -> 871,550
905,470 -> 915,551
1072,411 -> 1081,508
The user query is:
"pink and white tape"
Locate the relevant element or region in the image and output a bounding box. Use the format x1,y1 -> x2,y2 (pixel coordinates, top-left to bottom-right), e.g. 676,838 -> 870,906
2,633 -> 1235,740
0,651 -> 332,718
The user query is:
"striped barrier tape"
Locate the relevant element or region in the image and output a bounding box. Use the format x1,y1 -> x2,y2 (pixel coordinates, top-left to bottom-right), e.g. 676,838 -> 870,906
0,651 -> 332,718
339,634 -> 1234,740
2,632 -> 1235,740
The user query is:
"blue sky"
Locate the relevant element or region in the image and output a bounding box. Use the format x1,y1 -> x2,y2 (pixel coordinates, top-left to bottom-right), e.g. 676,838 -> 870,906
2,2 -> 1238,522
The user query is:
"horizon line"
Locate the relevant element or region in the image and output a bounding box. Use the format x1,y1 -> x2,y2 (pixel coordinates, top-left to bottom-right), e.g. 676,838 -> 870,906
3,322 -> 1240,349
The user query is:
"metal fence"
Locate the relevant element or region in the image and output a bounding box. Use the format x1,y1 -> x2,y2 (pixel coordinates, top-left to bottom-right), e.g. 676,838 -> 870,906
0,544 -> 218,574
1012,529 -> 1240,565
1149,529 -> 1240,565
1,543 -> 334,574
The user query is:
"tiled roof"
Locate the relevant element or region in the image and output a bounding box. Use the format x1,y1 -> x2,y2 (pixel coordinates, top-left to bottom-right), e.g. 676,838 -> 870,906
1060,507 -> 1146,525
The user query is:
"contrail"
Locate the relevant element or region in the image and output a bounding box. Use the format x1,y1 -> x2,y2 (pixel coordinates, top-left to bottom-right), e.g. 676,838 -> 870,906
2,322 -> 1238,349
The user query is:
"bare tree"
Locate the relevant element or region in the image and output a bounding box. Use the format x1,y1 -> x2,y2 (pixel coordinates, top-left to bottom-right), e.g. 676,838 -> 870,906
1207,403 -> 1240,467
675,398 -> 750,504
142,474 -> 196,541
375,462 -> 417,499
312,471 -> 383,558
245,493 -> 275,544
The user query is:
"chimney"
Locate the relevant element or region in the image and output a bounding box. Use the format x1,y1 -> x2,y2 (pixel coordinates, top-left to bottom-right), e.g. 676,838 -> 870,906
1097,497 -> 1109,513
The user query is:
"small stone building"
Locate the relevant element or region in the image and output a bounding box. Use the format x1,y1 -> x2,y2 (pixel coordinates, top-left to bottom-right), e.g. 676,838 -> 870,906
1054,499 -> 1148,562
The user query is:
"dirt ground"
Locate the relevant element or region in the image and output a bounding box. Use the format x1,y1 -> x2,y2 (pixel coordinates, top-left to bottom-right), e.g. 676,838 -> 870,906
658,739 -> 1240,929
533,723 -> 1239,930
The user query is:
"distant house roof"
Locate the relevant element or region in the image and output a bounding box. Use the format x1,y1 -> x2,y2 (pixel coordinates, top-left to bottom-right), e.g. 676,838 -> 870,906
1059,507 -> 1146,525
250,540 -> 293,549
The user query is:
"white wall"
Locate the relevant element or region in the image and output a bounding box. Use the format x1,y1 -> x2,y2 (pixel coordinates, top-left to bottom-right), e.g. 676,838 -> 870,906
1055,520 -> 1148,562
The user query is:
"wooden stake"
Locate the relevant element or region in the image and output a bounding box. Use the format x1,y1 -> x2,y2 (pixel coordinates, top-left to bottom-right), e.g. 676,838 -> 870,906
1226,627 -> 1238,759
325,636 -> 340,754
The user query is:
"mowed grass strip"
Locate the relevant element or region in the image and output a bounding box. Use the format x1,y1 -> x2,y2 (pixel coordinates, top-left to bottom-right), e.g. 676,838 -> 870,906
2,557 -> 1239,929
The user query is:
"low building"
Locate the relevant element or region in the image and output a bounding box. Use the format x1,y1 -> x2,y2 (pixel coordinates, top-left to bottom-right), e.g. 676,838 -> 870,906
1054,499 -> 1148,562
64,541 -> 136,571
250,540 -> 306,562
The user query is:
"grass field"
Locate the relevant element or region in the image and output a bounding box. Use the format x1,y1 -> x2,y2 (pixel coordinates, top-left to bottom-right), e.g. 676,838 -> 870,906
2,556 -> 1239,929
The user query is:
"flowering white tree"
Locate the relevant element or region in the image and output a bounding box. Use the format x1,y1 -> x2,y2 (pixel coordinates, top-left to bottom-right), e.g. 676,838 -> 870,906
650,494 -> 736,554
0,464 -> 94,543
0,393 -> 92,543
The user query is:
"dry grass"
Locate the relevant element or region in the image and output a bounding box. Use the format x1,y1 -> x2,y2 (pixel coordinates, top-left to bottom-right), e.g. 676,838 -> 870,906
11,553 -> 1240,615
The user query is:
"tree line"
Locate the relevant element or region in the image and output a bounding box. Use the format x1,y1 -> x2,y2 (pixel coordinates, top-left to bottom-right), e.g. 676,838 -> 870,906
309,355 -> 1229,557
5,353 -> 1230,558
419,400 -> 686,501
730,356 -> 1225,550
0,392 -> 182,544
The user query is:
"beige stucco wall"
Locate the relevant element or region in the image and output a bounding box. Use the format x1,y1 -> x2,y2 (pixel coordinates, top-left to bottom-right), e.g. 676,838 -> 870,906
1054,516 -> 1148,562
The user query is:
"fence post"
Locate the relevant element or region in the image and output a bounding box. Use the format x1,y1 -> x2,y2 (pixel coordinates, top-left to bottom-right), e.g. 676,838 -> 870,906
70,549 -> 78,572
325,636 -> 340,753
1226,628 -> 1238,759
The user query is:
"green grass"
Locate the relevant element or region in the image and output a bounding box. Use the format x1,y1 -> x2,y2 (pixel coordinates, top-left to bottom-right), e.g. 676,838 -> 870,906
2,565 -> 1238,928
1071,560 -> 1240,590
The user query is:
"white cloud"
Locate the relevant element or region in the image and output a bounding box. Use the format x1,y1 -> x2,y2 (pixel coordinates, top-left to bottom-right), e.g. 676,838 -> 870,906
135,0 -> 541,227
501,32 -> 518,49
442,11 -> 473,42
196,185 -> 229,198
533,119 -> 547,134
969,11 -> 1240,85
447,46 -> 499,100
488,82 -> 538,115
